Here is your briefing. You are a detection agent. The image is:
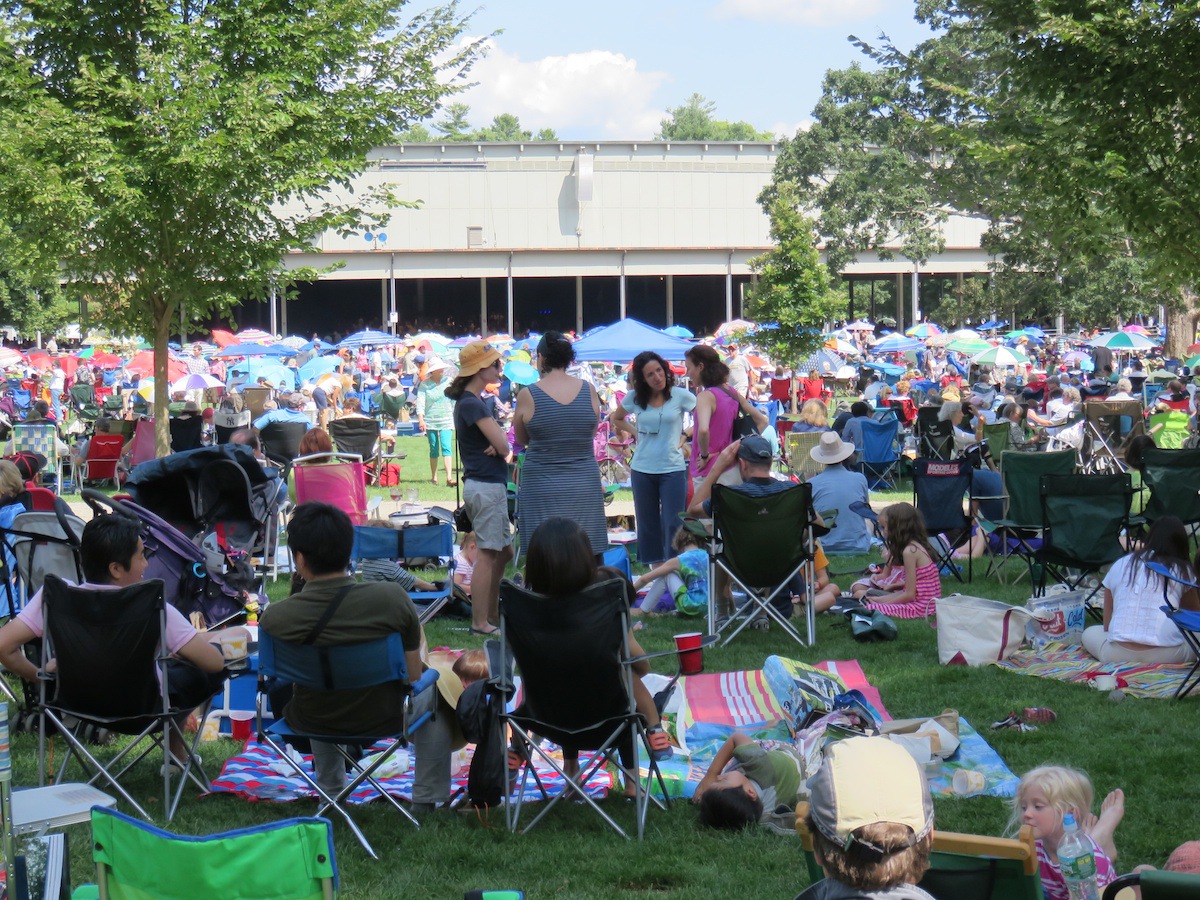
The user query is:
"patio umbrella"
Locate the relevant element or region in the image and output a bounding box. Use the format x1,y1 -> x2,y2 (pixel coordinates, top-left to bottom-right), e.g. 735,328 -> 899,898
1184,354 -> 1200,369
1187,342 -> 1200,356
297,355 -> 341,383
870,334 -> 923,354
87,352 -> 122,369
338,329 -> 396,350
234,328 -> 275,344
714,319 -> 756,339
845,320 -> 875,332
277,336 -> 308,350
797,348 -> 845,375
1090,331 -> 1158,351
1122,324 -> 1149,334
662,325 -> 694,339
824,337 -> 858,355
300,339 -> 336,352
215,342 -> 293,358
503,360 -> 539,385
925,334 -> 952,348
905,323 -> 943,339
950,328 -> 981,340
971,345 -> 1030,367
1063,350 -> 1092,366
25,350 -> 50,368
125,351 -> 186,381
0,348 -> 22,368
1022,326 -> 1046,338
169,373 -> 224,393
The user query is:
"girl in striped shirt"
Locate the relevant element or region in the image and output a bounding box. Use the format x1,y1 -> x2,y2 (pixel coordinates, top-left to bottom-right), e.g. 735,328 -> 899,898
852,503 -> 941,619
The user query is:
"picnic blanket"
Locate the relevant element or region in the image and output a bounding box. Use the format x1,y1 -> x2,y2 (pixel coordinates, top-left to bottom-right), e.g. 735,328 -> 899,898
996,640 -> 1197,700
209,739 -> 612,805
650,656 -> 1017,800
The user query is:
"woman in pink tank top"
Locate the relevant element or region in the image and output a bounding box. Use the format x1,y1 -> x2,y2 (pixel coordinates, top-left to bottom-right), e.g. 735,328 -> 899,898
684,345 -> 768,482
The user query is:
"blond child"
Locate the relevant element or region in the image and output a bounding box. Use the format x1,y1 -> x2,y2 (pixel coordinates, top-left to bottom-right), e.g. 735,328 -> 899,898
454,532 -> 478,597
631,526 -> 708,615
1011,765 -> 1125,900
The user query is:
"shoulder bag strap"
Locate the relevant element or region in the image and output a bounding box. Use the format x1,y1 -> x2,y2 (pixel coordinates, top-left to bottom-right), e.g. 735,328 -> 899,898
302,583 -> 357,646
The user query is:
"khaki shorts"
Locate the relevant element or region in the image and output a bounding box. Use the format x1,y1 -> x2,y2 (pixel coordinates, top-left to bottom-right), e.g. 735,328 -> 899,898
464,480 -> 512,551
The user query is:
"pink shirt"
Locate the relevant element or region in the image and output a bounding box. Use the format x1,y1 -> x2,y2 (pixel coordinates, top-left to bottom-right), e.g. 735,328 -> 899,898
1035,835 -> 1115,900
690,386 -> 739,480
453,552 -> 474,589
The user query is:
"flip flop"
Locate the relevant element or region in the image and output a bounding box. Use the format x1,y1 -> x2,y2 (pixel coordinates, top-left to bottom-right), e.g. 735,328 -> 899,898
469,626 -> 500,636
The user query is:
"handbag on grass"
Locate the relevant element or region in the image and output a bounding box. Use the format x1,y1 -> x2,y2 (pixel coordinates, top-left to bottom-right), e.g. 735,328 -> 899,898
931,594 -> 1035,666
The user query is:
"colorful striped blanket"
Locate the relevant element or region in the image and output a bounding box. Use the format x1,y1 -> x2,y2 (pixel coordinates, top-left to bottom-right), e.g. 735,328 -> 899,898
996,640 -> 1197,700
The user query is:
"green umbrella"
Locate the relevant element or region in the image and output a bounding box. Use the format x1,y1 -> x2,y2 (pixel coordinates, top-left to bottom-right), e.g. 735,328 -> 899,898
1090,331 -> 1157,351
1184,354 -> 1200,369
947,338 -> 991,355
971,345 -> 1030,367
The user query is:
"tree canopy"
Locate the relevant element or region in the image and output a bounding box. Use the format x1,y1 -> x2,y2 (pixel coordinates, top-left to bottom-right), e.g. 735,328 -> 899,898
0,0 -> 483,450
404,103 -> 557,142
657,93 -> 775,142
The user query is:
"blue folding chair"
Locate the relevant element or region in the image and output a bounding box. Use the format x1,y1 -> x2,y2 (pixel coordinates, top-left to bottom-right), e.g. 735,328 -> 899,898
858,418 -> 900,490
1143,560 -> 1200,699
256,630 -> 439,859
912,457 -> 974,582
351,522 -> 457,623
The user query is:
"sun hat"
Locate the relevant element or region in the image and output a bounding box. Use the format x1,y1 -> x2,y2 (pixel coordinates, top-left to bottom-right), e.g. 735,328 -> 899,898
807,736 -> 934,858
457,340 -> 502,377
424,356 -> 450,374
424,651 -> 467,751
737,434 -> 772,463
810,432 -> 855,466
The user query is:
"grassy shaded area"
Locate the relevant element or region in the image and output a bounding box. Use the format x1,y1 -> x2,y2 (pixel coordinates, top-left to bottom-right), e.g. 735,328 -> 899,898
23,441 -> 1183,896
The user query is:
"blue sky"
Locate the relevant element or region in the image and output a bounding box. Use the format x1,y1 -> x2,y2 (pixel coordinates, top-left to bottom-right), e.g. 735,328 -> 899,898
444,0 -> 935,140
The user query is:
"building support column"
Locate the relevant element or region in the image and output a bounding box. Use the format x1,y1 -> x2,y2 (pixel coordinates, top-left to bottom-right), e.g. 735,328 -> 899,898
726,251 -> 734,322
507,253 -> 514,336
388,252 -> 397,336
575,275 -> 584,334
280,291 -> 287,335
895,272 -> 904,328
480,277 -> 488,337
380,278 -> 388,334
619,251 -> 627,320
912,265 -> 920,325
268,282 -> 277,337
666,274 -> 674,326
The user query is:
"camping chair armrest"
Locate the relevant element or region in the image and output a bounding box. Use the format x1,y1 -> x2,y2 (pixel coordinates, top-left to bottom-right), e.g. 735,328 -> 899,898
404,668 -> 440,734
627,634 -> 719,665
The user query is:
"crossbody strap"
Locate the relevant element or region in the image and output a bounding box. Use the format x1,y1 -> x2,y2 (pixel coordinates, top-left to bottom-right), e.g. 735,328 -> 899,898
302,583 -> 357,646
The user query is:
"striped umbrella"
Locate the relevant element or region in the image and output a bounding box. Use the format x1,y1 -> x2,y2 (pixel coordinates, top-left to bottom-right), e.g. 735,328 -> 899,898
1090,331 -> 1157,351
971,345 -> 1030,367
906,323 -> 943,339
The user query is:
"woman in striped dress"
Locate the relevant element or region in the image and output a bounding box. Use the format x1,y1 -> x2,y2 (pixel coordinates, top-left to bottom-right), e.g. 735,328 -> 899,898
513,332 -> 608,557
852,503 -> 941,619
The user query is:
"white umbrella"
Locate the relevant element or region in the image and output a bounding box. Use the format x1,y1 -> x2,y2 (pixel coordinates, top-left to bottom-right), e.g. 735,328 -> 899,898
1089,331 -> 1158,351
0,348 -> 22,367
235,328 -> 275,344
169,373 -> 225,393
845,320 -> 875,332
950,329 -> 981,340
970,345 -> 1030,367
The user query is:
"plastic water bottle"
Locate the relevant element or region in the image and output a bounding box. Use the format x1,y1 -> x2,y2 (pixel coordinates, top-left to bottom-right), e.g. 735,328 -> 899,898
1057,813 -> 1101,900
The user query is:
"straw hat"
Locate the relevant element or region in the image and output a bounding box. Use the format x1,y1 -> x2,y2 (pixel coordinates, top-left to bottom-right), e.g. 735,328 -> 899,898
457,340 -> 501,377
810,431 -> 855,465
425,651 -> 467,751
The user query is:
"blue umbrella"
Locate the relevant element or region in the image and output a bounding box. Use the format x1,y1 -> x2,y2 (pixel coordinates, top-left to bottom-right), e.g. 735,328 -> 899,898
797,348 -> 845,376
229,360 -> 296,390
297,355 -> 341,383
503,360 -> 539,385
1023,326 -> 1046,338
338,330 -> 396,349
662,325 -> 693,339
216,342 -> 293,358
870,334 -> 923,354
300,339 -> 336,352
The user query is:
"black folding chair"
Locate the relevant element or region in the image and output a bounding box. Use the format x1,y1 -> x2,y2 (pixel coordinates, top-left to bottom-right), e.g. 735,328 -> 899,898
212,409 -> 251,444
36,576 -> 215,821
1036,473 -> 1131,609
916,407 -> 953,460
1140,447 -> 1200,543
710,482 -> 816,647
497,577 -> 671,840
912,458 -> 973,583
258,421 -> 308,485
168,416 -> 203,453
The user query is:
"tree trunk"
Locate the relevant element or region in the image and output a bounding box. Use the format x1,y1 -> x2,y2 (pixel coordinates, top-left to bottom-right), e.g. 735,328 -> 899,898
1165,287 -> 1200,359
153,298 -> 174,458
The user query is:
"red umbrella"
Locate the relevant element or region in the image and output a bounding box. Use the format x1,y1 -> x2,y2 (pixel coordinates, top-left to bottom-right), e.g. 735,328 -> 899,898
1187,342 -> 1200,356
210,328 -> 237,349
125,350 -> 186,381
58,356 -> 81,377
87,352 -> 122,368
25,350 -> 50,368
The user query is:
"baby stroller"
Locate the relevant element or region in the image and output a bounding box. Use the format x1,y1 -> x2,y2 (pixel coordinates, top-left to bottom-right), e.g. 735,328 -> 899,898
80,489 -> 251,629
121,444 -> 284,582
1080,399 -> 1145,473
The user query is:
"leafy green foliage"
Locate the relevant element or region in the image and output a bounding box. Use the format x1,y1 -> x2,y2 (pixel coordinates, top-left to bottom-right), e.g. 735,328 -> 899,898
0,0 -> 485,450
747,184 -> 848,364
656,93 -> 775,142
427,104 -> 557,142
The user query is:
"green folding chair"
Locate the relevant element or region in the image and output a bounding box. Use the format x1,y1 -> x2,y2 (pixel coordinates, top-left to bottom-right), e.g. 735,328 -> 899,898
1104,870 -> 1200,899
797,802 -> 1042,900
981,420 -> 1014,458
1037,473 -> 1132,611
1141,447 -> 1200,540
72,807 -> 337,899
978,449 -> 1076,582
1148,410 -> 1191,449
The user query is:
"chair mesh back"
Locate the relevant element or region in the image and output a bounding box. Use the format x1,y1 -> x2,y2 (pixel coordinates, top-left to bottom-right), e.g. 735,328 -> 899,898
1142,448 -> 1200,524
328,418 -> 381,460
1083,400 -> 1145,460
999,449 -> 1076,527
43,576 -> 164,719
259,422 -> 307,469
10,510 -> 84,595
859,418 -> 899,465
259,631 -> 409,692
1040,473 -> 1131,569
168,416 -> 204,453
712,483 -> 812,587
296,461 -> 368,524
913,459 -> 971,534
981,421 -> 1013,457
500,579 -> 629,731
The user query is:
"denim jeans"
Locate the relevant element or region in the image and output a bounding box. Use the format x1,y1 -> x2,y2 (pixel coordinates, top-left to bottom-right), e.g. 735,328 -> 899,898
630,469 -> 688,565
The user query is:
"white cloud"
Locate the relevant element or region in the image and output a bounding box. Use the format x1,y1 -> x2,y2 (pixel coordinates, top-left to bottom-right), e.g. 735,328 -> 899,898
712,0 -> 888,27
768,119 -> 814,140
446,38 -> 669,140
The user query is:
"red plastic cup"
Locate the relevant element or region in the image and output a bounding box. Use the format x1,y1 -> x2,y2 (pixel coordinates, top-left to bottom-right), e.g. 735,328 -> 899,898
674,632 -> 704,676
229,710 -> 254,743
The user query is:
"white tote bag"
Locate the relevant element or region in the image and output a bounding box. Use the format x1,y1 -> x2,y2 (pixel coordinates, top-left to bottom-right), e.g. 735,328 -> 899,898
932,594 -> 1036,666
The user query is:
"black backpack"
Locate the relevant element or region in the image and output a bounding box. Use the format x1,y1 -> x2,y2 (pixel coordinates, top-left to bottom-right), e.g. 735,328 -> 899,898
456,680 -> 506,809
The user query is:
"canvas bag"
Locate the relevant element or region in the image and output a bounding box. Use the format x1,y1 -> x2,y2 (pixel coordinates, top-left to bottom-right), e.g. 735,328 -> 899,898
932,594 -> 1036,666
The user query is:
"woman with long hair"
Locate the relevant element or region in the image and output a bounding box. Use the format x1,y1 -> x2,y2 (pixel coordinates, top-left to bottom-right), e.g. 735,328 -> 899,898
684,344 -> 767,488
609,351 -> 696,564
851,503 -> 941,619
793,399 -> 830,433
446,340 -> 513,636
1083,515 -> 1200,663
513,331 -> 607,558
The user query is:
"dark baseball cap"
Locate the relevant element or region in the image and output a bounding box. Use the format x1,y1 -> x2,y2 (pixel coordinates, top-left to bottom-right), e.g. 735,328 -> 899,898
736,434 -> 772,462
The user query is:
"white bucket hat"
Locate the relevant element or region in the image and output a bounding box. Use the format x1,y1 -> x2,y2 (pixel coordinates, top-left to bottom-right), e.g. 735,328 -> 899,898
810,431 -> 856,465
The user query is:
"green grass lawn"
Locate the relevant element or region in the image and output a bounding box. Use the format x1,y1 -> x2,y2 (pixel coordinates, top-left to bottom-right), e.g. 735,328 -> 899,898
22,443 -> 1187,896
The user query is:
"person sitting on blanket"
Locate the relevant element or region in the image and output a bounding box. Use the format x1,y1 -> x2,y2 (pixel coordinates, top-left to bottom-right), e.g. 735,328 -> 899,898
631,525 -> 709,616
796,736 -> 937,900
693,731 -> 805,830
850,503 -> 941,620
259,502 -> 451,806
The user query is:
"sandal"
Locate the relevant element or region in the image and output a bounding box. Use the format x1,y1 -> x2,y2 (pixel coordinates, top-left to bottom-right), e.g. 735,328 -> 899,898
647,726 -> 674,761
468,625 -> 500,636
446,478 -> 458,487
1022,707 -> 1057,724
990,712 -> 1038,732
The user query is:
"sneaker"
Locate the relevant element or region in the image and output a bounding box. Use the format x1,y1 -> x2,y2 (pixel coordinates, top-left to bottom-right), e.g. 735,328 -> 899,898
761,804 -> 797,836
990,713 -> 1037,732
646,726 -> 674,762
749,614 -> 770,631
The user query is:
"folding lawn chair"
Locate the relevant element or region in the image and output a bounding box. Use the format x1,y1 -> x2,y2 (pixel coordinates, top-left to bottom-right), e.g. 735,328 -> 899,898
857,417 -> 900,490
212,408 -> 251,444
374,391 -> 406,426
1082,399 -> 1145,472
126,418 -> 157,469
78,433 -> 125,490
1035,473 -> 1131,606
259,420 -> 308,484
1148,409 -> 1191,449
12,423 -> 68,492
295,453 -> 369,525
916,407 -> 953,460
497,577 -> 672,840
36,576 -> 214,822
981,420 -> 1015,459
255,630 -> 439,859
1140,447 -> 1200,540
80,807 -> 338,899
798,802 -> 1042,900
1105,869 -> 1200,899
240,385 -> 272,420
327,417 -> 405,486
912,457 -> 974,583
709,482 -> 816,647
351,521 -> 457,623
784,431 -> 824,481
978,449 -> 1076,582
1142,560 -> 1200,700
168,415 -> 203,453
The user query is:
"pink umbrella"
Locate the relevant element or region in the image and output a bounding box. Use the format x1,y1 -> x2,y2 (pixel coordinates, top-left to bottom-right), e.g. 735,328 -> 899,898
1122,324 -> 1149,334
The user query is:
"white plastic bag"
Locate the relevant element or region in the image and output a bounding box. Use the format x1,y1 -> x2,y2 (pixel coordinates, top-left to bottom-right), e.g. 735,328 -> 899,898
1026,589 -> 1088,649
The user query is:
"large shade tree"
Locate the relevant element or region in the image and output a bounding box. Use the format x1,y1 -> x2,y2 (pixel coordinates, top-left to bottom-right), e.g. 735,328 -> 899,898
0,0 -> 483,452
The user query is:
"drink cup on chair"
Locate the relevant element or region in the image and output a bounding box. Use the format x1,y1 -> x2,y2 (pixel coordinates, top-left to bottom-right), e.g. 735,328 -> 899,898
674,632 -> 704,675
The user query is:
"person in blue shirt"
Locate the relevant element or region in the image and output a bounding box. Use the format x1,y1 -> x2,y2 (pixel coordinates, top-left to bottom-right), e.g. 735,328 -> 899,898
807,432 -> 872,555
253,393 -> 314,431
